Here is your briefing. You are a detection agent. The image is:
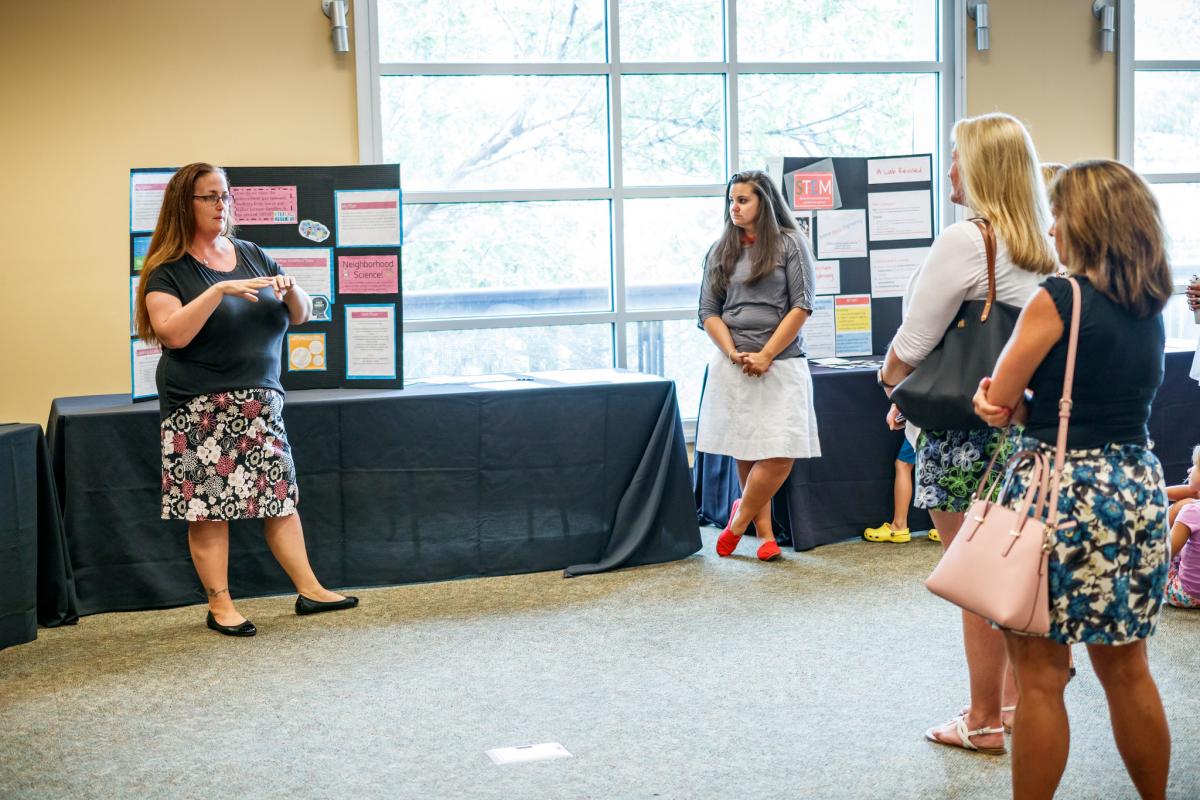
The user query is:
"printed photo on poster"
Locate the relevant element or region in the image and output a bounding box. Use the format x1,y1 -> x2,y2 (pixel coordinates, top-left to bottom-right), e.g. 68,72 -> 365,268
345,304 -> 397,379
132,236 -> 151,272
336,189 -> 401,248
287,333 -> 327,372
130,276 -> 139,336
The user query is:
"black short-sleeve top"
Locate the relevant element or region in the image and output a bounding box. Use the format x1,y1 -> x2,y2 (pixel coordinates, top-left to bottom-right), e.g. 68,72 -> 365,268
1025,275 -> 1164,449
143,238 -> 289,417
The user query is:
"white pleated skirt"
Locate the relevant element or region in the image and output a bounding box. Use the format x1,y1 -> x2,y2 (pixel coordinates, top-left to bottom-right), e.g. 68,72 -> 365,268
695,353 -> 822,461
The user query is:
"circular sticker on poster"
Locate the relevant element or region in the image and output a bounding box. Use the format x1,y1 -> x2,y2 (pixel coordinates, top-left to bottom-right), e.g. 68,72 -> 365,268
290,347 -> 312,369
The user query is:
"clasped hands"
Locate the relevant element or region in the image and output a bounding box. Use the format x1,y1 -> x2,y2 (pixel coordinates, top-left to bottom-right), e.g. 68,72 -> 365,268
972,376 -> 1026,427
729,349 -> 773,377
218,275 -> 297,303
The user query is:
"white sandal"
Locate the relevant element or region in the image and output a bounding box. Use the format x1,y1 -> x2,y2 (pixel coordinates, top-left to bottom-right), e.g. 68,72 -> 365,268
958,704 -> 1017,734
924,714 -> 1007,756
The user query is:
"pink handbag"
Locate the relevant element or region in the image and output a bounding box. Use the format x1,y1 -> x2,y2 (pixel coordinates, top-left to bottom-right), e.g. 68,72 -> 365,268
924,277 -> 1082,634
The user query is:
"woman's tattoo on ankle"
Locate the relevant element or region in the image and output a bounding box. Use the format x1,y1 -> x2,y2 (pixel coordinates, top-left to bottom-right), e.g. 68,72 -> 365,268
207,587 -> 230,598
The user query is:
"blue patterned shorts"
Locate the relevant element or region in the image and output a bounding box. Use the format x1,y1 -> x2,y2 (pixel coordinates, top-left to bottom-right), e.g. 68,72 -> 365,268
1004,437 -> 1169,645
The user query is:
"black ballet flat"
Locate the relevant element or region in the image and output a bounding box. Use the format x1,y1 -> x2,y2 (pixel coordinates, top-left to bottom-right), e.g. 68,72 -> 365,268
295,594 -> 359,616
206,610 -> 257,637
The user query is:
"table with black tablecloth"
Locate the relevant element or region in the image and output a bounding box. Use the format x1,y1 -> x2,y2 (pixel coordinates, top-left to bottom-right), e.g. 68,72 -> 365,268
694,351 -> 1200,551
46,371 -> 701,617
0,424 -> 77,651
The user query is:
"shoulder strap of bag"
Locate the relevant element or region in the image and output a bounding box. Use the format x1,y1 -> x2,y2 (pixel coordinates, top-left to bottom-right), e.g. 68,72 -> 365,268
968,217 -> 997,322
1045,277 -> 1082,530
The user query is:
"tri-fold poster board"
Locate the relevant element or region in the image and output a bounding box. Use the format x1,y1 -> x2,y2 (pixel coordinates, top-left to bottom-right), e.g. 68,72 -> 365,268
128,165 -> 403,399
769,153 -> 936,358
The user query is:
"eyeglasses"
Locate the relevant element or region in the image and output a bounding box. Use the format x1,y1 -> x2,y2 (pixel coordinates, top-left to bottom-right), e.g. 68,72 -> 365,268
193,193 -> 233,206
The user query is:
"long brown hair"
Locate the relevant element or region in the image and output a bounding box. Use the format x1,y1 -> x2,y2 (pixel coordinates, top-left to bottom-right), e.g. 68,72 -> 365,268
953,113 -> 1056,275
706,170 -> 798,291
134,163 -> 237,343
1049,160 -> 1172,318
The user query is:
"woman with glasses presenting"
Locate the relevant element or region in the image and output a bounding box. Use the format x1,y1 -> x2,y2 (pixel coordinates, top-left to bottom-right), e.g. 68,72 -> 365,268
134,162 -> 357,637
696,170 -> 820,561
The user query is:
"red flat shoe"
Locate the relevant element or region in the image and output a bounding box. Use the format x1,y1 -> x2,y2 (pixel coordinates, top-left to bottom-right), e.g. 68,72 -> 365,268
757,539 -> 782,561
716,498 -> 743,557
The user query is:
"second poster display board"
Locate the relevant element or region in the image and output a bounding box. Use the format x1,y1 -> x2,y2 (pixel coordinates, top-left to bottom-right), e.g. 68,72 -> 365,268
128,164 -> 403,399
774,154 -> 935,358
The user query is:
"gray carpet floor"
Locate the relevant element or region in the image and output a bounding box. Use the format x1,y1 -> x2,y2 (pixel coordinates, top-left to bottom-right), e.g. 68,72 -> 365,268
2,528 -> 1198,800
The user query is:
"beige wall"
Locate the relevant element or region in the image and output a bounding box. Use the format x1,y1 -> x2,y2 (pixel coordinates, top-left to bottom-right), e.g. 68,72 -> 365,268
966,0 -> 1117,164
1,1 -> 1117,424
0,1 -> 358,425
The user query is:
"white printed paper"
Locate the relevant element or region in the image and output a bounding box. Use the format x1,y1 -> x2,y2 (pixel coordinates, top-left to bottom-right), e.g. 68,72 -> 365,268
814,260 -> 840,295
486,742 -> 573,765
867,155 -> 932,185
130,171 -> 174,233
804,296 -> 835,359
129,276 -> 140,336
336,189 -> 401,247
131,339 -> 162,399
870,247 -> 929,298
816,209 -> 867,259
868,190 -> 932,242
345,304 -> 396,379
263,248 -> 334,301
416,373 -> 514,385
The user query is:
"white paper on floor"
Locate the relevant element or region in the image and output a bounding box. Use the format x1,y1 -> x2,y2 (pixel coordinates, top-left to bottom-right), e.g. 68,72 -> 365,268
486,742 -> 573,765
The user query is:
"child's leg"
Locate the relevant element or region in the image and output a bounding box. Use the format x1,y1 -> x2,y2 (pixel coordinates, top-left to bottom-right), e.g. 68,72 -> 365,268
893,460 -> 913,530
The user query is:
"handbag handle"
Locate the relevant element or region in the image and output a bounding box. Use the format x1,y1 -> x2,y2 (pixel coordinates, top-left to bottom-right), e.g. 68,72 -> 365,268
968,217 -> 997,323
965,276 -> 1082,526
1043,277 -> 1083,532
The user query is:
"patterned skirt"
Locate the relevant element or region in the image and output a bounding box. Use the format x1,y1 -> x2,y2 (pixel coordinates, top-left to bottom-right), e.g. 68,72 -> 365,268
160,389 -> 299,521
1004,437 -> 1169,645
914,427 -> 1017,513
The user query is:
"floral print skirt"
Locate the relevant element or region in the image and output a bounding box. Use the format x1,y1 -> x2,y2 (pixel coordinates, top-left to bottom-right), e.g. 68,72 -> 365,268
1003,437 -> 1169,645
914,427 -> 1017,513
160,389 -> 299,521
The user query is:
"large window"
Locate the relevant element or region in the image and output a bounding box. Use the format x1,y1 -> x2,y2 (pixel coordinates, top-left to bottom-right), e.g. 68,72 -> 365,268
1120,0 -> 1200,345
356,0 -> 957,421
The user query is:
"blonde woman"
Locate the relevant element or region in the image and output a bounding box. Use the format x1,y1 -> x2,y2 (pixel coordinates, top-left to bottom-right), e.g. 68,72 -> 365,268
974,160 -> 1173,800
696,170 -> 820,562
136,163 -> 357,636
878,114 -> 1056,754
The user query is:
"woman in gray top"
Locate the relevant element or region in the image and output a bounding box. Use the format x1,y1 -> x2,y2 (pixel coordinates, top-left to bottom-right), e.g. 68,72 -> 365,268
696,170 -> 820,562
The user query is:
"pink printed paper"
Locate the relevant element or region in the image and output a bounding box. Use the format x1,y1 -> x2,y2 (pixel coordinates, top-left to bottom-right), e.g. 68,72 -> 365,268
339,255 -> 398,294
230,185 -> 298,225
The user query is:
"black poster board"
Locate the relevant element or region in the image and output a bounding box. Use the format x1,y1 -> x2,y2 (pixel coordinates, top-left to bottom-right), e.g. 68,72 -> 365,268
780,154 -> 935,356
128,165 -> 403,397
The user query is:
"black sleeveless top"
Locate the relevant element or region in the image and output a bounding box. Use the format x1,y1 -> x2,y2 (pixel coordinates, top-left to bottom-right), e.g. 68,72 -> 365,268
1025,276 -> 1163,449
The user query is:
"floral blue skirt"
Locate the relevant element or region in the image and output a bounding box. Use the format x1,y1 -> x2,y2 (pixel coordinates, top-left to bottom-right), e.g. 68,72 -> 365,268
1003,436 -> 1169,645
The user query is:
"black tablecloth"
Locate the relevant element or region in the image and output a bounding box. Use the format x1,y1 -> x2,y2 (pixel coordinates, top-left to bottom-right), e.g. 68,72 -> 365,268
695,351 -> 1200,551
0,424 -> 77,651
46,373 -> 701,616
